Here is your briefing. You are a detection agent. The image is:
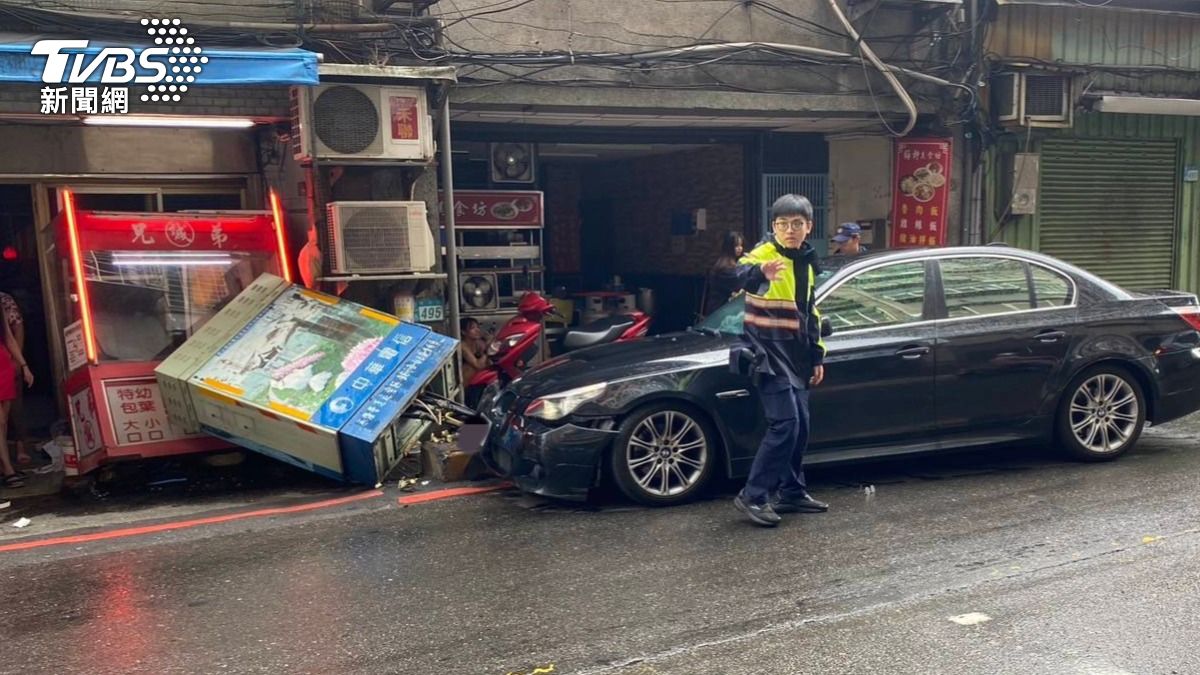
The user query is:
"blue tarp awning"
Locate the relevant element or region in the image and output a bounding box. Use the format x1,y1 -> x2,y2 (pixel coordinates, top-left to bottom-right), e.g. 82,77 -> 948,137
0,33 -> 319,85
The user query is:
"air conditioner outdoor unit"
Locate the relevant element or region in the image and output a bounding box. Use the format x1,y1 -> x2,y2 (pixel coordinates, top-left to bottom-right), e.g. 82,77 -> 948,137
992,71 -> 1073,128
291,84 -> 434,161
326,201 -> 436,274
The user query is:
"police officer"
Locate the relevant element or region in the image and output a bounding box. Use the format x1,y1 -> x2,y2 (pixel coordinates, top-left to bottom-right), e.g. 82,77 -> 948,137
731,194 -> 828,527
831,222 -> 868,256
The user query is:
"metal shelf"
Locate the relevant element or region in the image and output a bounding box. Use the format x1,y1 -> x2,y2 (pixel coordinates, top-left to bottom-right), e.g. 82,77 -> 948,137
458,245 -> 541,259
460,266 -> 545,274
453,224 -> 544,230
320,272 -> 448,282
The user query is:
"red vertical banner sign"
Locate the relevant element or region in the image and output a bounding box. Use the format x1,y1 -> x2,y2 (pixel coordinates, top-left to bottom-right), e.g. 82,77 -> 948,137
890,138 -> 952,248
389,95 -> 419,141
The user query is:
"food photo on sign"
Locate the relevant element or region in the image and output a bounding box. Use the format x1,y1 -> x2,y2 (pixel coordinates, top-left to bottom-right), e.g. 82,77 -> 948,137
890,138 -> 952,249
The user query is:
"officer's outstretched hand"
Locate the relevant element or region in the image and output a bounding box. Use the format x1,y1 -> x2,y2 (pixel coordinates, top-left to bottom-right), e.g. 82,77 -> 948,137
762,259 -> 786,281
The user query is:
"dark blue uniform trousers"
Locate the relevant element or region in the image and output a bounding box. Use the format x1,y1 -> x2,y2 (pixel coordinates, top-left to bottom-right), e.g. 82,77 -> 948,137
741,374 -> 810,505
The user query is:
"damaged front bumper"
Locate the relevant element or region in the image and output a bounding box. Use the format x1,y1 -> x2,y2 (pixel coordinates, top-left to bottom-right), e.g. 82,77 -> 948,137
485,410 -> 617,501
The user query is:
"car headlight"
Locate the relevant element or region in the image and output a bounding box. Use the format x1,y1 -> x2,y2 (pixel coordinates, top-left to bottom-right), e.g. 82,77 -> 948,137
525,382 -> 608,421
487,334 -> 523,357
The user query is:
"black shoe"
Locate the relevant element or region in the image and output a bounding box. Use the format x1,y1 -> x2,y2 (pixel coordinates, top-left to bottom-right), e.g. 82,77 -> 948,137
734,494 -> 781,527
774,491 -> 828,513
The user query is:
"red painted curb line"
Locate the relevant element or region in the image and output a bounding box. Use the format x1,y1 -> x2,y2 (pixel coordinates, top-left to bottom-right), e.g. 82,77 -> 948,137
397,482 -> 513,506
0,489 -> 385,554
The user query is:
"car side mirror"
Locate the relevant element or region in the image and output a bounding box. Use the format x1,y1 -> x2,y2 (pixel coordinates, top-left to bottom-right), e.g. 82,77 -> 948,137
820,316 -> 834,338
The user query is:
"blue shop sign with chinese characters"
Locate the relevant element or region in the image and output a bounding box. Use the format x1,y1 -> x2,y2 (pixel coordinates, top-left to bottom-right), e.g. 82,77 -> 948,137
309,322 -> 431,430
339,332 -> 457,485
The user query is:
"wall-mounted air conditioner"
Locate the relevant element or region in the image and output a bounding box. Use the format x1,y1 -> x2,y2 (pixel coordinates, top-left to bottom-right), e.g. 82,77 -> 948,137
992,71 -> 1073,128
326,201 -> 436,274
292,84 -> 434,161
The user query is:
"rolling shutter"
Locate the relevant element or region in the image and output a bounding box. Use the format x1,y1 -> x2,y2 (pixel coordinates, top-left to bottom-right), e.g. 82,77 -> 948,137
1038,139 -> 1178,290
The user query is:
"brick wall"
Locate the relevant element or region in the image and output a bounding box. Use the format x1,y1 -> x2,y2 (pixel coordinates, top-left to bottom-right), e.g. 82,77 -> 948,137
583,144 -> 745,277
0,84 -> 291,118
543,164 -> 583,275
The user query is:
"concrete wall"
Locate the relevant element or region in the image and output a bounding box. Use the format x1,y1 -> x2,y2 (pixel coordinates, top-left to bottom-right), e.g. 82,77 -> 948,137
0,0 -> 311,23
437,0 -> 931,97
828,135 -> 892,239
0,123 -> 259,175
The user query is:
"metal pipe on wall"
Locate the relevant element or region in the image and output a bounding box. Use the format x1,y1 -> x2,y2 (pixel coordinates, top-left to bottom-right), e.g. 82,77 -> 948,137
438,85 -> 464,401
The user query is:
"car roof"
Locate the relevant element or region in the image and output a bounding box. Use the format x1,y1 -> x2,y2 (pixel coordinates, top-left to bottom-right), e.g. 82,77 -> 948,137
835,245 -> 1060,269
825,245 -> 1127,297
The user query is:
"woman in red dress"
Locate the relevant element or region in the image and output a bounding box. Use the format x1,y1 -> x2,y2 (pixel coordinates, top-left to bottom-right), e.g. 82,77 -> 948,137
0,309 -> 32,488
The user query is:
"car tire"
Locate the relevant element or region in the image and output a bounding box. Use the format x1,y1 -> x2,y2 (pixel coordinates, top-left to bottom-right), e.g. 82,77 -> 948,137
610,402 -> 718,506
1056,364 -> 1146,462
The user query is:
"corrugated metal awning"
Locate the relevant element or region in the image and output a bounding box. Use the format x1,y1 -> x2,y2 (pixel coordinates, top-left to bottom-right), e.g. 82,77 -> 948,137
996,0 -> 1200,16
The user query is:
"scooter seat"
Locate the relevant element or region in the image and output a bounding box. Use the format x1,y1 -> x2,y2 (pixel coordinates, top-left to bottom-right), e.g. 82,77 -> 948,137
564,315 -> 636,350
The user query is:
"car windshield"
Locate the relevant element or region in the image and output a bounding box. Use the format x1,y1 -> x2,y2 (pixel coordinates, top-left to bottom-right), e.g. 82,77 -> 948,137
697,262 -> 842,336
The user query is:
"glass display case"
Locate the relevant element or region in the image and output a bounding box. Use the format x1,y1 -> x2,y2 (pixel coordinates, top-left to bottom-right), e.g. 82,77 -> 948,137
53,189 -> 291,476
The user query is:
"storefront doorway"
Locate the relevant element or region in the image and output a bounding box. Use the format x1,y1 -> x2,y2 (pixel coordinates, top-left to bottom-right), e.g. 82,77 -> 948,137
449,131 -> 830,333
0,179 -> 259,447
0,184 -> 54,445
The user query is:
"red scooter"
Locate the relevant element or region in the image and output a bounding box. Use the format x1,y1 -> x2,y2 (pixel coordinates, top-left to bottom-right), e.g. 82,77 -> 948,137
466,291 -> 650,407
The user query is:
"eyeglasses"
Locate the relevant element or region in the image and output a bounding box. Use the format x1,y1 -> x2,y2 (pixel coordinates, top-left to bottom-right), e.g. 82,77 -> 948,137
773,218 -> 809,232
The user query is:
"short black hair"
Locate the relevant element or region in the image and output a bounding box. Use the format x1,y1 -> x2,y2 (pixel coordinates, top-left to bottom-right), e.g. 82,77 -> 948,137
770,194 -> 814,222
460,317 -> 479,331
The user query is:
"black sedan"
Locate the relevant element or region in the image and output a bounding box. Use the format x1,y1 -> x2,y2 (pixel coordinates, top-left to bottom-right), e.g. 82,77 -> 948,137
481,246 -> 1200,506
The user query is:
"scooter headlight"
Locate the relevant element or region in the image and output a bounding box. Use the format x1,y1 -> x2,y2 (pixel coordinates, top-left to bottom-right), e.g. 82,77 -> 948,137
488,334 -> 523,357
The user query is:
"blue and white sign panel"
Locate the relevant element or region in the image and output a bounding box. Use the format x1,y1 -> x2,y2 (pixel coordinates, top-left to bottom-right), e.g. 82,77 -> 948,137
339,332 -> 457,485
310,322 -> 430,430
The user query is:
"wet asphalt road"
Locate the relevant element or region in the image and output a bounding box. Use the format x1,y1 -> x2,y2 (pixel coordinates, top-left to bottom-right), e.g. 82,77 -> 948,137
2,414 -> 1200,675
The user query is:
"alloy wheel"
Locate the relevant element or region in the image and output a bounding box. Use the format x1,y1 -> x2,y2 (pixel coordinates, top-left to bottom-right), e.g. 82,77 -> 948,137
1068,374 -> 1139,454
625,410 -> 709,498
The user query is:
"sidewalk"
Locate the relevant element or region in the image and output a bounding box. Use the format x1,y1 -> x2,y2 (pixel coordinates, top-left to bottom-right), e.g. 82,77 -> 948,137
0,449 -> 511,547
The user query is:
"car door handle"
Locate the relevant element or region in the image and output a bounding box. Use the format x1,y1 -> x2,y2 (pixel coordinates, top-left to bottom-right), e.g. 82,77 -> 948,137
1034,330 -> 1067,343
716,389 -> 751,399
895,345 -> 930,359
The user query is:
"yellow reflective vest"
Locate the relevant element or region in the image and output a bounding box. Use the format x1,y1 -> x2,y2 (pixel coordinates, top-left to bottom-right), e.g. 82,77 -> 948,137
736,239 -> 826,384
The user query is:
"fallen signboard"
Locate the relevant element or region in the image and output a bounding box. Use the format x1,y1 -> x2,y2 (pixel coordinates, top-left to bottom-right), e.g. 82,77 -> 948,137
156,274 -> 458,485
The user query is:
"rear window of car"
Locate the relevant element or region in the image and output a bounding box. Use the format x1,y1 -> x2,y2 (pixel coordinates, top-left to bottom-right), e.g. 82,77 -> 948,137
940,257 -> 1034,319
1031,265 -> 1074,307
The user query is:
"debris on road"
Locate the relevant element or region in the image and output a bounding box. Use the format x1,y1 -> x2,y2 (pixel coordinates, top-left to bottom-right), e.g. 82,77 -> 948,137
949,612 -> 992,626
12,517 -> 31,529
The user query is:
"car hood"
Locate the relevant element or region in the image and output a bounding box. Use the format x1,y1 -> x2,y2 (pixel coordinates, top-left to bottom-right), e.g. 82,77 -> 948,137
509,331 -> 735,400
